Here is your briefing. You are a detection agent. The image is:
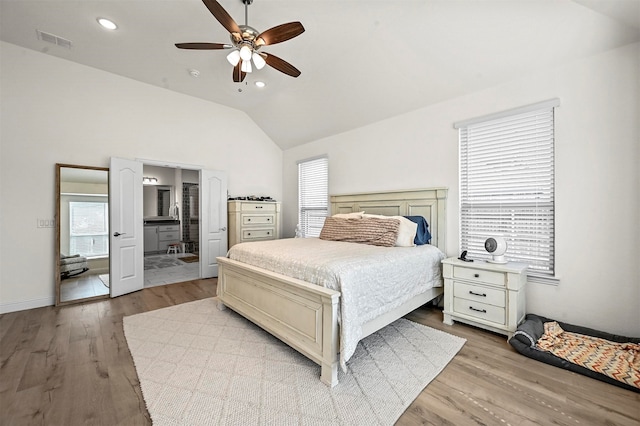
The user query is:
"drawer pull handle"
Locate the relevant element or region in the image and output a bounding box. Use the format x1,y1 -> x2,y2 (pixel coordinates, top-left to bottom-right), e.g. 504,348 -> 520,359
247,233 -> 251,236
256,206 -> 263,209
247,218 -> 251,221
474,273 -> 480,278
469,306 -> 487,313
267,232 -> 270,235
469,291 -> 486,297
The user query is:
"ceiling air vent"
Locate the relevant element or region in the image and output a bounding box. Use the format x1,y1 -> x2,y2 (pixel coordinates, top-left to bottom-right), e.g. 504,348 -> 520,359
36,30 -> 72,49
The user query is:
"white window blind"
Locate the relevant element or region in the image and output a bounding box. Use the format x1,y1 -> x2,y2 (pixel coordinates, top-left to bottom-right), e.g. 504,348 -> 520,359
298,157 -> 328,238
69,200 -> 109,257
457,101 -> 557,281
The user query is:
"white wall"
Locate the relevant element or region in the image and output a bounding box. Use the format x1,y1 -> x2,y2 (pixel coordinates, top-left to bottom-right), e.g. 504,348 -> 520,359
283,43 -> 640,337
0,41 -> 283,312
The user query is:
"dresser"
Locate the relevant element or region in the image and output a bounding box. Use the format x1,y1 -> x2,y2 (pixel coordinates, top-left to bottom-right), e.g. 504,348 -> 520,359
442,258 -> 527,339
228,201 -> 281,248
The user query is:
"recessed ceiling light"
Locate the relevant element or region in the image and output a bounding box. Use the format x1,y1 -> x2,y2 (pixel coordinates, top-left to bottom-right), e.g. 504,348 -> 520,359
255,81 -> 266,88
97,18 -> 118,30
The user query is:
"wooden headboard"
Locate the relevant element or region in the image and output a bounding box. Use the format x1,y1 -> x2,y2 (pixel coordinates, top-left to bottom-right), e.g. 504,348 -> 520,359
330,188 -> 447,253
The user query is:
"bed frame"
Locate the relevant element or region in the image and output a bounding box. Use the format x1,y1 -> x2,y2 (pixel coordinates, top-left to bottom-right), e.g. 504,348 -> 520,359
217,188 -> 448,386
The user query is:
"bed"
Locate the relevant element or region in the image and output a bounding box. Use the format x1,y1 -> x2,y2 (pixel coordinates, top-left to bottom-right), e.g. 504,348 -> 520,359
216,188 -> 448,386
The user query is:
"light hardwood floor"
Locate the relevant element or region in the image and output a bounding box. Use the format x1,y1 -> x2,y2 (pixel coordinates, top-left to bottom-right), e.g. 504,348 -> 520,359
1,279 -> 638,425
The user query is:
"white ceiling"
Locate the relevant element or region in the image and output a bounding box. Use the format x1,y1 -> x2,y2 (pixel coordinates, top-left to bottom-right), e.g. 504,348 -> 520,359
1,0 -> 639,150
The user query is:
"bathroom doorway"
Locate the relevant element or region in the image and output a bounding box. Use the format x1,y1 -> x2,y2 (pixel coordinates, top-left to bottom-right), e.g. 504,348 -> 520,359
142,165 -> 201,288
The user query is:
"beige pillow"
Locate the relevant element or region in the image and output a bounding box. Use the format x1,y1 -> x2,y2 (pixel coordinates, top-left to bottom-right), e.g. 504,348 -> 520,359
320,217 -> 399,247
362,214 -> 417,247
332,211 -> 365,219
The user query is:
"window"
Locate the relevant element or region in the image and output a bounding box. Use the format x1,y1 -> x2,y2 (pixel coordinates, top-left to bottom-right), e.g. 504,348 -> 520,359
69,200 -> 109,257
455,99 -> 559,283
298,156 -> 328,238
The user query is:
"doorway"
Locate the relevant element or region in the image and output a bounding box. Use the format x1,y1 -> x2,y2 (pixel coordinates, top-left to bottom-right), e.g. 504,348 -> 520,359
110,157 -> 227,298
142,165 -> 200,287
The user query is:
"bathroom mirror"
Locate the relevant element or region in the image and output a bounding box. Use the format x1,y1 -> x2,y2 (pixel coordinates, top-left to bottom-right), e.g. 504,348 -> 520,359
55,164 -> 110,306
143,185 -> 174,218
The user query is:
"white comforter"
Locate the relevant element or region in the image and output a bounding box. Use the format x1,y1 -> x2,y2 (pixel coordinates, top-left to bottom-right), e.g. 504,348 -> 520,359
226,238 -> 445,370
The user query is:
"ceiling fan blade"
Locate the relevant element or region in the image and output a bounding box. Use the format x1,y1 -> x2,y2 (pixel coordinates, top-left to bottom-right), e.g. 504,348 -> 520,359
232,62 -> 247,83
262,52 -> 301,78
202,0 -> 241,35
256,22 -> 305,47
175,42 -> 231,50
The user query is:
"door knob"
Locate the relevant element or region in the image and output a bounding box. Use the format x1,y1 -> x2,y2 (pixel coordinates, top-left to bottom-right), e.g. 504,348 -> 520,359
113,232 -> 126,237
220,227 -> 227,231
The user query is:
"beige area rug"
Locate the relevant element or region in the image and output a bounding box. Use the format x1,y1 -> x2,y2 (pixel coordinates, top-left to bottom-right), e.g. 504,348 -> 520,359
98,274 -> 109,288
123,298 -> 465,425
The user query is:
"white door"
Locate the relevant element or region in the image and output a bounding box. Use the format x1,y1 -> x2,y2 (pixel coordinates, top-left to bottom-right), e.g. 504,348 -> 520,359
200,170 -> 227,277
110,157 -> 144,297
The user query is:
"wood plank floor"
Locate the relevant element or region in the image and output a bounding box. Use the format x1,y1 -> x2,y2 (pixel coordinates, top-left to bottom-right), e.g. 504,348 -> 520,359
1,279 -> 638,425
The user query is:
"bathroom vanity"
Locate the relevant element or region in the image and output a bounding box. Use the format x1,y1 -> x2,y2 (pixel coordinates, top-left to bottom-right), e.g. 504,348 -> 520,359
144,217 -> 180,254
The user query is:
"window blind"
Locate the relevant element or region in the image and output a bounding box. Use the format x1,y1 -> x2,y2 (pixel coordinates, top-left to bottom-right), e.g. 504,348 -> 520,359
459,103 -> 556,279
69,200 -> 109,257
298,157 -> 328,238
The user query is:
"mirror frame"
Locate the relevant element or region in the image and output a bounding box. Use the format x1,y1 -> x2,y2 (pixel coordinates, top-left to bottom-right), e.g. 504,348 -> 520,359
55,163 -> 110,306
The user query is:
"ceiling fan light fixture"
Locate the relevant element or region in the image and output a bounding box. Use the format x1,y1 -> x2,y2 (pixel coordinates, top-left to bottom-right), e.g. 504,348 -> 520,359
226,49 -> 241,66
241,59 -> 252,73
252,52 -> 266,70
239,45 -> 252,61
255,81 -> 266,88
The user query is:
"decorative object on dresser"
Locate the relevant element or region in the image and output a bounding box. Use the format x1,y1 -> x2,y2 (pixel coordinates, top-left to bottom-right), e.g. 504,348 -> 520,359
442,258 -> 527,339
228,200 -> 281,248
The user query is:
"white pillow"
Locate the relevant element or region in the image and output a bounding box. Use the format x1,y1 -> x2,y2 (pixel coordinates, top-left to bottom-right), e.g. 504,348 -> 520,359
332,211 -> 365,219
362,214 -> 417,247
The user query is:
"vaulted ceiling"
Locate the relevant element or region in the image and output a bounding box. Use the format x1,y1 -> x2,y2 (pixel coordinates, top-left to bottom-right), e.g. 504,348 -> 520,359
1,0 -> 639,149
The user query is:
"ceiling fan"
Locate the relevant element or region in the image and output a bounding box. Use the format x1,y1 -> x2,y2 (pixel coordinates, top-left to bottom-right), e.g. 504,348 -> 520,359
175,0 -> 304,83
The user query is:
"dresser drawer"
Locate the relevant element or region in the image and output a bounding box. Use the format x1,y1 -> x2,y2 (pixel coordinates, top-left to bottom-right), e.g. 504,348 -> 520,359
158,232 -> 179,242
242,228 -> 275,240
242,203 -> 276,212
453,266 -> 505,287
453,298 -> 505,325
453,281 -> 505,307
158,225 -> 180,232
242,215 -> 274,226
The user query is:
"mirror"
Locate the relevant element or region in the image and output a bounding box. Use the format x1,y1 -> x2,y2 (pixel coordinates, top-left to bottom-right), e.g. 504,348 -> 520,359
143,185 -> 175,218
55,164 -> 110,306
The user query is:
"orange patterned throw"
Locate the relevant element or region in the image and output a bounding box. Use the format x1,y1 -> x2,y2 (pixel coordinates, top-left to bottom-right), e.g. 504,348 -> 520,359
537,321 -> 640,389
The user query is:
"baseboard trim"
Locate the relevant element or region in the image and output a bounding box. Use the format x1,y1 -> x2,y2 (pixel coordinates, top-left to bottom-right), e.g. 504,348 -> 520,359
0,297 -> 54,314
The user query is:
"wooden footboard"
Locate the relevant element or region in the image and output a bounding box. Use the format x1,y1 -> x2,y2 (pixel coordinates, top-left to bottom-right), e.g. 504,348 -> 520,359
216,256 -> 341,387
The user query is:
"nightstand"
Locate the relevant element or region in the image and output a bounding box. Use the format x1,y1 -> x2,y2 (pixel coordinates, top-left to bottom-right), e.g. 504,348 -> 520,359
442,258 -> 527,339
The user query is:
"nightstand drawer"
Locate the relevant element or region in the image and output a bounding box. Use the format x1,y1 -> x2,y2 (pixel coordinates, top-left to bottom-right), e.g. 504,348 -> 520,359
453,298 -> 505,325
242,203 -> 276,212
453,266 -> 505,286
158,225 -> 180,232
242,228 -> 275,240
453,281 -> 505,307
242,215 -> 274,226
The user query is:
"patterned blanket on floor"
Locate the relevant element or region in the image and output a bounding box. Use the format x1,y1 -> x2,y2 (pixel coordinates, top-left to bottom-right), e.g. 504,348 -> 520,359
537,321 -> 640,389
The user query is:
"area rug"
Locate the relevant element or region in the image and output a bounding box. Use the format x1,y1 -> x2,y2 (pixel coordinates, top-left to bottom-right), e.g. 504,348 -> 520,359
144,256 -> 184,270
98,274 -> 109,288
179,255 -> 199,264
123,298 -> 465,425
